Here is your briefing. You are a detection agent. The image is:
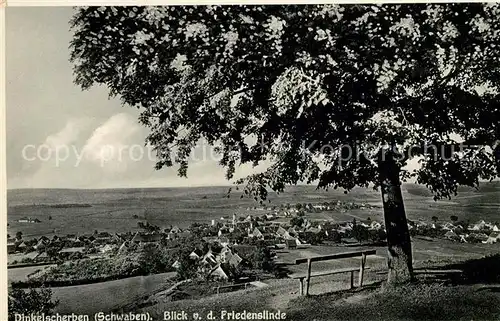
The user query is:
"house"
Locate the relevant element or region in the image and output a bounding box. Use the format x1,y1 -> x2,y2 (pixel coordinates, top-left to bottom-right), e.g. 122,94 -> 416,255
131,232 -> 162,244
276,226 -> 291,239
22,251 -> 39,261
189,249 -> 204,260
203,236 -> 219,243
17,241 -> 27,251
359,222 -> 370,228
252,228 -> 264,239
485,232 -> 500,244
286,239 -> 297,250
34,239 -> 48,251
18,217 -> 41,223
117,241 -> 129,254
100,244 -> 116,253
7,238 -> 16,254
96,232 -> 112,241
208,264 -> 230,281
228,253 -> 243,268
177,231 -> 192,239
218,236 -> 230,247
172,260 -> 182,269
493,225 -> 499,232
287,227 -> 298,237
34,251 -> 49,262
168,229 -> 189,240
265,213 -> 277,220
442,222 -> 455,231
369,221 -> 382,230
471,220 -> 486,231
219,247 -> 233,263
444,230 -> 459,241
112,233 -> 124,244
416,221 -> 428,228
170,226 -> 182,234
202,251 -> 218,267
306,227 -> 321,234
218,227 -> 231,237
59,247 -> 85,254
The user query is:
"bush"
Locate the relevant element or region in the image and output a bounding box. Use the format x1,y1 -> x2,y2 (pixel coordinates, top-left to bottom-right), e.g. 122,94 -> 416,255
352,224 -> 369,243
248,242 -> 274,272
302,231 -> 325,245
8,287 -> 59,321
446,254 -> 500,284
290,217 -> 304,227
326,230 -> 342,243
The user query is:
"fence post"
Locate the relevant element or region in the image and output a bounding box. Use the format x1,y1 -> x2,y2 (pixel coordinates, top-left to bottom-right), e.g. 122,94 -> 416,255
350,271 -> 354,289
305,258 -> 312,296
359,253 -> 366,287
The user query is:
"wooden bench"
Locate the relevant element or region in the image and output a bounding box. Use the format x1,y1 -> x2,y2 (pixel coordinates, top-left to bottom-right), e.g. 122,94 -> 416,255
290,249 -> 377,296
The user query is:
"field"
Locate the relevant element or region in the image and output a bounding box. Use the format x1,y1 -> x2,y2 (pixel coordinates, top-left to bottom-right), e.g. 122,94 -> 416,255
47,272 -> 175,315
8,265 -> 56,284
7,182 -> 500,238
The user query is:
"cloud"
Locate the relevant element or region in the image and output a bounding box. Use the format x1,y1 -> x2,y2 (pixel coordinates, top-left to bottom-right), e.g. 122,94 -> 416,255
44,119 -> 85,148
82,113 -> 142,171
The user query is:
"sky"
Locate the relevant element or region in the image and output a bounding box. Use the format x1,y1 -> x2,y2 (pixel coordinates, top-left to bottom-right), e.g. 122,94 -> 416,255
5,7 -> 434,190
6,7 -> 264,189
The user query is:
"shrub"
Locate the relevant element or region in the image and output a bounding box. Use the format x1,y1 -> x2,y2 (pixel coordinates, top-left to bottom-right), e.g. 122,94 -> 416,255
8,287 -> 59,321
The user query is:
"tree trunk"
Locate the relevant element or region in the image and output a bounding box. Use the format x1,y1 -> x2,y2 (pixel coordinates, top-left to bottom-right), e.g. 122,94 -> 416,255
379,152 -> 414,284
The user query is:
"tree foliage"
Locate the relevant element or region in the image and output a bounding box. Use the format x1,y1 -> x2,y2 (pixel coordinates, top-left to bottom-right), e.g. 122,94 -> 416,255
70,4 -> 499,200
8,288 -> 59,321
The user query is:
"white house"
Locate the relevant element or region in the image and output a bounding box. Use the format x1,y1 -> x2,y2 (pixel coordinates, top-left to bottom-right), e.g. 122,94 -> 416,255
442,222 -> 455,231
369,221 -> 382,230
471,220 -> 486,231
444,230 -> 458,240
485,232 -> 500,244
172,260 -> 182,269
189,249 -> 204,260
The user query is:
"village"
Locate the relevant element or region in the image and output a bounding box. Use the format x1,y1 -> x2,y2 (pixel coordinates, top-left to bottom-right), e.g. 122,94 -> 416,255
7,198 -> 500,290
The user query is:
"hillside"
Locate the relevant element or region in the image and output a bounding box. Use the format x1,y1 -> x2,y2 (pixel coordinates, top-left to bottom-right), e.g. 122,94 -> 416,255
7,182 -> 499,237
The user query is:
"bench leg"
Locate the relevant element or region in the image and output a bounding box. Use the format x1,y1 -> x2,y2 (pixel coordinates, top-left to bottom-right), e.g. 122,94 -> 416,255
359,253 -> 366,287
299,279 -> 304,296
350,271 -> 354,289
305,258 -> 312,296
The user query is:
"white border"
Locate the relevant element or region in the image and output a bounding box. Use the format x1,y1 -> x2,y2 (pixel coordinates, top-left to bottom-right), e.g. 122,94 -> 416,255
1,2 -> 499,321
5,0 -> 495,6
1,4 -> 7,321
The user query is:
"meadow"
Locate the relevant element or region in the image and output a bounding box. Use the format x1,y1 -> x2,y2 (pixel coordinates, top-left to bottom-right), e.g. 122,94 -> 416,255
7,182 -> 500,238
49,271 -> 176,315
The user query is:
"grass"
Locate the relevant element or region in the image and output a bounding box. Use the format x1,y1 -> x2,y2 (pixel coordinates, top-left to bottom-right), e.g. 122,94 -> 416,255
285,253 -> 500,321
49,272 -> 176,315
8,265 -> 55,284
142,279 -> 294,319
286,283 -> 500,321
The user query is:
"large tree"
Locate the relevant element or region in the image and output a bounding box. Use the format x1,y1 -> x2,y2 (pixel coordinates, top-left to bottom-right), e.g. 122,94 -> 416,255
70,4 -> 500,283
